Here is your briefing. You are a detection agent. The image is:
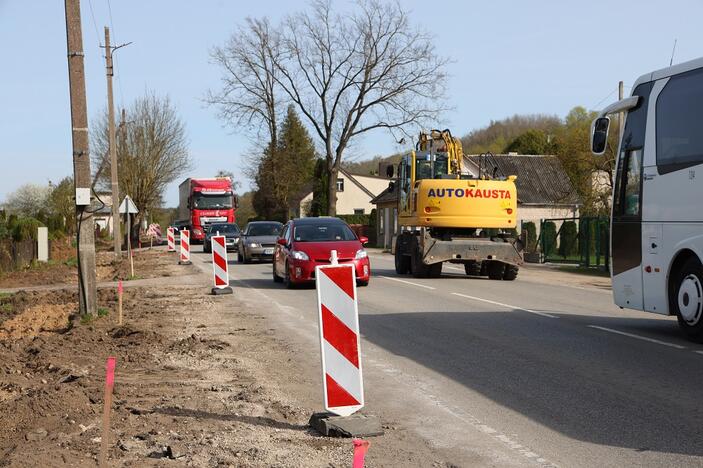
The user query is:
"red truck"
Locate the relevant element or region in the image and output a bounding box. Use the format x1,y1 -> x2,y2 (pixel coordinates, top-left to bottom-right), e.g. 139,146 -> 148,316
176,177 -> 237,243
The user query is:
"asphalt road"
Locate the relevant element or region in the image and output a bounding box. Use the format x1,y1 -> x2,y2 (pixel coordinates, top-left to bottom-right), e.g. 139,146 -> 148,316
193,249 -> 703,467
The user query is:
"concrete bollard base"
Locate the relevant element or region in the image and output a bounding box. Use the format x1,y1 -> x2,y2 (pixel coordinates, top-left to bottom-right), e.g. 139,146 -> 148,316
211,286 -> 233,295
308,412 -> 384,438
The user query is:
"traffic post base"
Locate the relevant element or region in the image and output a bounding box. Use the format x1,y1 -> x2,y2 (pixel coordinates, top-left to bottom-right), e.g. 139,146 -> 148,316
178,260 -> 192,265
308,412 -> 383,438
211,285 -> 232,295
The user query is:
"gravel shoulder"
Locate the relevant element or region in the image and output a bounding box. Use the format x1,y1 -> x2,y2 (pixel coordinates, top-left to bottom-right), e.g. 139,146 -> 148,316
0,250 -> 446,467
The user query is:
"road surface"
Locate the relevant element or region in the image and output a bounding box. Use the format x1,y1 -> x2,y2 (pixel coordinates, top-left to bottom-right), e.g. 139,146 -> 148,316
193,249 -> 703,467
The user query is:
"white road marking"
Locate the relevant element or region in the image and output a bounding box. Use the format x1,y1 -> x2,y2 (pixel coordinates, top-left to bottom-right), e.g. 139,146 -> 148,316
451,292 -> 559,319
379,276 -> 436,290
694,350 -> 703,356
587,325 -> 687,349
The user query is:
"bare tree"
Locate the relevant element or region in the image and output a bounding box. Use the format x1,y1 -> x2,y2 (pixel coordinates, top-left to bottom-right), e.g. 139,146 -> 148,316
92,93 -> 192,233
207,18 -> 282,149
273,0 -> 449,214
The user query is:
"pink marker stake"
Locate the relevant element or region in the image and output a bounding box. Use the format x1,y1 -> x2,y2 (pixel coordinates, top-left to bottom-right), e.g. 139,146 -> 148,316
99,357 -> 116,467
117,280 -> 123,326
352,439 -> 370,468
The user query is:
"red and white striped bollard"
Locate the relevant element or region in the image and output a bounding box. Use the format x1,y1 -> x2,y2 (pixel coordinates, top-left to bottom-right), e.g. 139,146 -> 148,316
211,235 -> 233,295
166,227 -> 175,252
179,229 -> 191,265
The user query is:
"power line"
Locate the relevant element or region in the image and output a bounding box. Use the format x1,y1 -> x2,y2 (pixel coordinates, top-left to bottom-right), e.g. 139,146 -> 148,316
86,0 -> 101,47
592,88 -> 617,110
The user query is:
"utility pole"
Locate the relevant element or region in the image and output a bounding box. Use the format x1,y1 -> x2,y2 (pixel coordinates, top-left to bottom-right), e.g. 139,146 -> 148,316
64,0 -> 97,316
118,108 -> 128,245
104,26 -> 121,257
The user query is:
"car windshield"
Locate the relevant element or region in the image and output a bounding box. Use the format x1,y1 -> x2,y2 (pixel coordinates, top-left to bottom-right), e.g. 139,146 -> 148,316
293,223 -> 357,242
193,194 -> 233,209
247,223 -> 281,236
208,224 -> 239,235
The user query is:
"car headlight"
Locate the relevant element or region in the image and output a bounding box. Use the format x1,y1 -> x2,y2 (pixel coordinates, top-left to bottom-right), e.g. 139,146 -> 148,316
355,249 -> 368,259
193,228 -> 203,236
248,242 -> 260,248
291,250 -> 309,261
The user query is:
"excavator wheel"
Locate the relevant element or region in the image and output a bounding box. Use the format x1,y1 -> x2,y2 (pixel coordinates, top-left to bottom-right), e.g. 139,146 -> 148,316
503,265 -> 519,281
487,261 -> 506,280
464,261 -> 482,276
395,245 -> 410,274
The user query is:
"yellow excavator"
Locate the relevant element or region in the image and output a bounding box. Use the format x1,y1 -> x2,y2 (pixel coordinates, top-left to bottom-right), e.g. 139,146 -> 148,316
388,129 -> 524,279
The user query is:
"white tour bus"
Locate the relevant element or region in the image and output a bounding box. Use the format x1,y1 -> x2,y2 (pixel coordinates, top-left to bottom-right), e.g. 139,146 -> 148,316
592,57 -> 703,341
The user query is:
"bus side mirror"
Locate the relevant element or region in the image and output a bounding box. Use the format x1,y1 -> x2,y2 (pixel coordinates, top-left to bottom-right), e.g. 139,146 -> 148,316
386,165 -> 395,178
233,194 -> 239,209
591,117 -> 610,155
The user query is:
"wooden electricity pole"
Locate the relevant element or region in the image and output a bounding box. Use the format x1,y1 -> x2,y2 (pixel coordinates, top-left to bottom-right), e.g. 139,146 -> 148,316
104,26 -> 121,257
64,0 -> 97,316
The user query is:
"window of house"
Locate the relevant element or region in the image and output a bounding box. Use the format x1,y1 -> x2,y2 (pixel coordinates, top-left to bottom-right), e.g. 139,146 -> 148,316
353,208 -> 364,215
336,178 -> 345,192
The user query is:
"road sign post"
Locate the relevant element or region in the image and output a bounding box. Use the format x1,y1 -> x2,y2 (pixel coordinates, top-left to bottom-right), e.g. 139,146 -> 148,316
211,235 -> 232,295
179,229 -> 191,265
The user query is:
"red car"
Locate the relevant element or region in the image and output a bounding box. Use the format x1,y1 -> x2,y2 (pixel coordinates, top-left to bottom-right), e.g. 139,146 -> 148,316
272,217 -> 370,288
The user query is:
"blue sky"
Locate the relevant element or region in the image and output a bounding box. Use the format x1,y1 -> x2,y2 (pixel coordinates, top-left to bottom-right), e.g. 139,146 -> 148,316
1,0 -> 701,206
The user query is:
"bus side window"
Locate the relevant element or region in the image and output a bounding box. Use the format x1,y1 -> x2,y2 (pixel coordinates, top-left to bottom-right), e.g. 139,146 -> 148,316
614,149 -> 643,217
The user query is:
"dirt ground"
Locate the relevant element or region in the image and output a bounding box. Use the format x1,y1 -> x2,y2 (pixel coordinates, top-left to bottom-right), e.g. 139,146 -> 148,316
0,248 -> 197,289
0,252 -> 440,467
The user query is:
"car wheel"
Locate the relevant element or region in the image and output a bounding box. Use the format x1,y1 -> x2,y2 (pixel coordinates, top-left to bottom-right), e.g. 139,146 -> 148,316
672,257 -> 703,342
284,261 -> 296,289
272,262 -> 283,283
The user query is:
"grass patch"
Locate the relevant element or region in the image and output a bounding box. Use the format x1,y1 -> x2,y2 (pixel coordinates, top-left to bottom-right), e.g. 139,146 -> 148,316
64,257 -> 78,268
98,307 -> 109,317
79,314 -> 94,325
557,265 -> 610,277
126,275 -> 142,281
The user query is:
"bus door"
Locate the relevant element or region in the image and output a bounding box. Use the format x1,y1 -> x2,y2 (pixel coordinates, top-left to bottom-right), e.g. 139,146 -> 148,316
611,82 -> 652,311
612,149 -> 644,310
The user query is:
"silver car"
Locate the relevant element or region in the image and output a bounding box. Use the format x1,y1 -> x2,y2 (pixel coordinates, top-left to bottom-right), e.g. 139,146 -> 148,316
237,221 -> 283,263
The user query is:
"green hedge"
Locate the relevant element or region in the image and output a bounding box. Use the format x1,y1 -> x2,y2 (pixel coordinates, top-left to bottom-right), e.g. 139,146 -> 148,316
559,221 -> 578,257
542,221 -> 557,256
337,214 -> 372,225
522,221 -> 537,252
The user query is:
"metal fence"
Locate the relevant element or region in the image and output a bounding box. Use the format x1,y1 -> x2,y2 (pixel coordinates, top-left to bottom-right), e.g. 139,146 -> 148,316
539,217 -> 610,269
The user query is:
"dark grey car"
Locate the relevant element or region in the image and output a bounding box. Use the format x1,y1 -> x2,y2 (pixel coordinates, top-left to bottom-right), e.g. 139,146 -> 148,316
203,223 -> 240,253
237,221 -> 283,263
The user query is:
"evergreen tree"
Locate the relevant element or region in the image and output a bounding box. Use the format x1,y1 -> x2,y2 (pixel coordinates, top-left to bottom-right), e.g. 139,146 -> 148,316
252,106 -> 316,221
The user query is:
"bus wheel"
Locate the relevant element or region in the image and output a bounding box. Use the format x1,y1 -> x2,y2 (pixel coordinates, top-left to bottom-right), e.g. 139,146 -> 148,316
672,257 -> 703,342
